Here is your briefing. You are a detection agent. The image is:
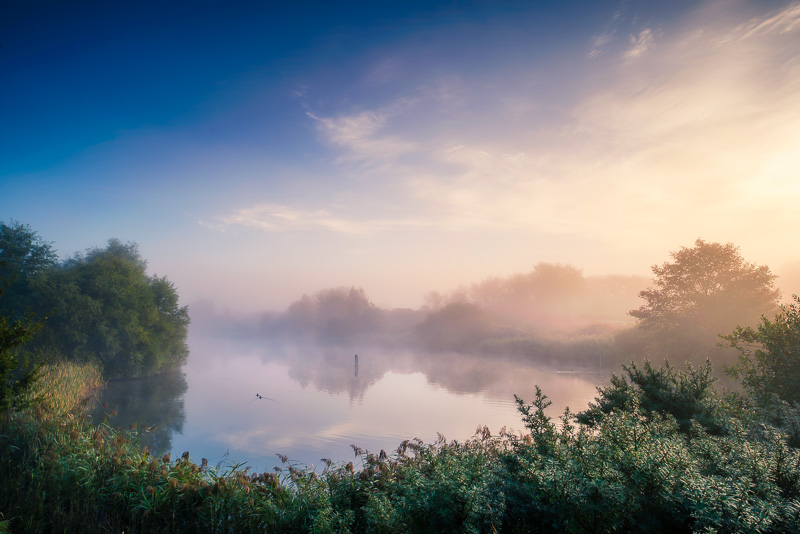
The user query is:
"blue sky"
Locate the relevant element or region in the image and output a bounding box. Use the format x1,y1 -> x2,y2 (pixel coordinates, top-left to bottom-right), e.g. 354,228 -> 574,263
3,0 -> 800,311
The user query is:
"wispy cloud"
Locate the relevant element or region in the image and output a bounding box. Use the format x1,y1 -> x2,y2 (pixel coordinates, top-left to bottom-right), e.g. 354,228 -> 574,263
307,98 -> 420,163
207,202 -> 456,236
208,203 -> 373,235
587,31 -> 614,59
587,4 -> 627,59
733,1 -> 800,39
624,28 -> 659,59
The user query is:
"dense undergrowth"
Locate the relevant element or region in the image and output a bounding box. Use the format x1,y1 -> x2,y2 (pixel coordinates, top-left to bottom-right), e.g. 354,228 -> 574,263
3,359 -> 800,533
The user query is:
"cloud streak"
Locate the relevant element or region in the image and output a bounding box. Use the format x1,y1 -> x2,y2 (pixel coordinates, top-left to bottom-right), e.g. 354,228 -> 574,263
307,98 -> 420,164
734,1 -> 800,39
624,28 -> 658,59
209,203 -> 375,235
587,4 -> 626,59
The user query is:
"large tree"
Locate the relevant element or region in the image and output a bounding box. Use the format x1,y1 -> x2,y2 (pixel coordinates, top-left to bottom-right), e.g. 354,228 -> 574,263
36,240 -> 190,378
1,222 -> 189,378
630,239 -> 780,359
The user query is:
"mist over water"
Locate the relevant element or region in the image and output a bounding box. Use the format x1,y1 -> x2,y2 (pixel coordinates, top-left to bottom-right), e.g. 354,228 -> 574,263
89,253 -> 775,471
92,331 -> 607,472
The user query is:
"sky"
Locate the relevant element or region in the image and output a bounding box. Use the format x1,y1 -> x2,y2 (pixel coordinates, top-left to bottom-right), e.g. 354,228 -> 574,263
2,0 -> 800,312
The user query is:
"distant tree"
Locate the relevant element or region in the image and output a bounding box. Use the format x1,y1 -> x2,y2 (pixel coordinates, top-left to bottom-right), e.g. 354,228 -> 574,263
629,239 -> 780,359
468,263 -> 585,310
528,262 -> 586,303
421,290 -> 447,312
416,302 -> 493,351
313,286 -> 381,342
724,295 -> 800,404
279,287 -> 382,343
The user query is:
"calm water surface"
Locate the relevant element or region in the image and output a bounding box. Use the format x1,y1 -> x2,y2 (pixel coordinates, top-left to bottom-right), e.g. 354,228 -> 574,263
91,332 -> 609,473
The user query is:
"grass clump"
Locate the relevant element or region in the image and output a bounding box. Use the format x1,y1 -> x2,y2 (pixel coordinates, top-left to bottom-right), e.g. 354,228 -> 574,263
20,360 -> 105,414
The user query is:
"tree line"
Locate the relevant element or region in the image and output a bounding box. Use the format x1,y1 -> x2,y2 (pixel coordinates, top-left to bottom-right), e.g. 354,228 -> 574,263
254,238 -> 784,369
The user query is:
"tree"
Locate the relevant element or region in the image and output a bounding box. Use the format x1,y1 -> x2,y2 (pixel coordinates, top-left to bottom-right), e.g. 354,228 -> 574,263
416,302 -> 493,351
0,222 -> 189,379
0,287 -> 41,413
0,220 -> 57,320
34,240 -> 190,378
629,239 -> 780,359
276,286 -> 382,343
724,295 -> 800,404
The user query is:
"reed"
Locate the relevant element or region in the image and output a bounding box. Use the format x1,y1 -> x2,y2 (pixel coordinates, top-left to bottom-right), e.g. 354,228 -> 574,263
20,360 -> 105,416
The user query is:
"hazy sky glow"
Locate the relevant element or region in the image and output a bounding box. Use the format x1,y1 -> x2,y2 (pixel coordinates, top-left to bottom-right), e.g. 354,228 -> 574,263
3,0 -> 800,311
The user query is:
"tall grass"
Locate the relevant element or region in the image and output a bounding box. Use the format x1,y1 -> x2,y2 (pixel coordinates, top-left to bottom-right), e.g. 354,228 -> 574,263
21,360 -> 105,415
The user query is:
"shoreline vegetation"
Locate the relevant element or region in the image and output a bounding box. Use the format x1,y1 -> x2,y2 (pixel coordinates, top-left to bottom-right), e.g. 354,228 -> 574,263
3,351 -> 800,532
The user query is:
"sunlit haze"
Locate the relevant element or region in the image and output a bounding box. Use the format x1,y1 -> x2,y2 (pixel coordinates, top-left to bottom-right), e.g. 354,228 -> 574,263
3,0 -> 800,312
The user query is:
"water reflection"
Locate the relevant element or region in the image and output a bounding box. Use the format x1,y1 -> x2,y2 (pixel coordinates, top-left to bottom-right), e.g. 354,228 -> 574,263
88,371 -> 188,454
254,342 -> 604,406
90,334 -> 608,471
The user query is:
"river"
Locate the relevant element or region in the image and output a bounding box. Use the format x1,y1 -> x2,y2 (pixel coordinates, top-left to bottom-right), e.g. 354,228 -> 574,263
89,332 -> 609,473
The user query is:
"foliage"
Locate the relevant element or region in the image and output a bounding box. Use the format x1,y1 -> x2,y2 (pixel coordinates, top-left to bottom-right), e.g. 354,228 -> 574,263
0,290 -> 41,413
630,239 -> 780,360
725,295 -> 800,404
416,302 -> 494,351
0,220 -> 58,320
276,286 -> 383,343
577,359 -> 726,434
515,386 -> 557,454
1,221 -> 190,379
22,360 -> 104,414
32,239 -> 189,378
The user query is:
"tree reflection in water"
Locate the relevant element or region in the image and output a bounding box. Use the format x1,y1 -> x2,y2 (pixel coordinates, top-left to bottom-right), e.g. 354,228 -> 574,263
264,343 -> 606,406
87,370 -> 188,456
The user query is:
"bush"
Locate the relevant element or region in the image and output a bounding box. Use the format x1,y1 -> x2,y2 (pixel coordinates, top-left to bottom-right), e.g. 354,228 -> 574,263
725,295 -> 800,404
577,359 -> 726,434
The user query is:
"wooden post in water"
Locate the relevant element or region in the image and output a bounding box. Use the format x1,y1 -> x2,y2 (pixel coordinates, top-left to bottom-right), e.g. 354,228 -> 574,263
354,354 -> 359,377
